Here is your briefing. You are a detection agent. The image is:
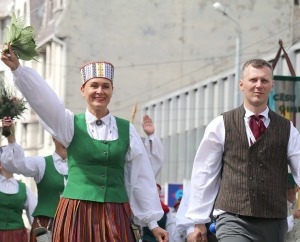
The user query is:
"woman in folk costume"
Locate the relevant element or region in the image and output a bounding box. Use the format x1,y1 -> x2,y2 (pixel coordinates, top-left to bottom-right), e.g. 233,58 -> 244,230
1,44 -> 168,242
1,118 -> 67,242
0,146 -> 37,242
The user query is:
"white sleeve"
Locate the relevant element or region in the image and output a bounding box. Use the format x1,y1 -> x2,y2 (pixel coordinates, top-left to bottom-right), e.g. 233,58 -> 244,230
287,214 -> 295,232
287,123 -> 300,187
165,211 -> 176,242
186,115 -> 224,224
143,133 -> 164,178
1,142 -> 46,183
24,185 -> 37,225
176,183 -> 194,237
124,124 -> 163,229
12,65 -> 74,148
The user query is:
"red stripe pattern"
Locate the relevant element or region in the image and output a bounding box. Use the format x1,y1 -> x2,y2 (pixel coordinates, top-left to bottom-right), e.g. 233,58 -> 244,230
0,228 -> 28,242
52,198 -> 136,242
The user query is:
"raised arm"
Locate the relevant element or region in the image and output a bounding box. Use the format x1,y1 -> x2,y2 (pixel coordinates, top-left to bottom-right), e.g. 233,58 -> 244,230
142,115 -> 164,178
1,43 -> 73,147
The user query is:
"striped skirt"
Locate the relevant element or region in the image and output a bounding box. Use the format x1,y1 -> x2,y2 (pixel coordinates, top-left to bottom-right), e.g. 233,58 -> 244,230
0,228 -> 28,242
29,216 -> 54,242
52,198 -> 137,242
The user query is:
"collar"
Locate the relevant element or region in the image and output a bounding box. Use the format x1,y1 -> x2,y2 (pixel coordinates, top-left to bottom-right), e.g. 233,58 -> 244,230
85,109 -> 112,126
53,152 -> 66,162
244,106 -> 269,119
0,174 -> 18,185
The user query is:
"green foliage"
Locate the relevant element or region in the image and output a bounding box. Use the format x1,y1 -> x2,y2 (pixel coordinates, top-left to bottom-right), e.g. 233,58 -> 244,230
4,13 -> 38,61
0,80 -> 27,120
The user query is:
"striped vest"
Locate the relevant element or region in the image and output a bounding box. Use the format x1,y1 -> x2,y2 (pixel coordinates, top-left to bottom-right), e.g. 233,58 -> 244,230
215,106 -> 290,218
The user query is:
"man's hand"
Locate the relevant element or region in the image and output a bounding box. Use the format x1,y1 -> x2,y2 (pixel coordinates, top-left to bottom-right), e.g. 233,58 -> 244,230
1,43 -> 20,71
186,232 -> 194,242
194,224 -> 208,242
142,114 -> 155,136
293,209 -> 300,219
151,227 -> 168,242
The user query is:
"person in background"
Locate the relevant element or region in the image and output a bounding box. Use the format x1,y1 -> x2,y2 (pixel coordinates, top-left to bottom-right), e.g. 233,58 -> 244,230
0,146 -> 37,242
142,183 -> 176,242
287,173 -> 300,242
186,59 -> 300,242
1,44 -> 168,242
1,117 -> 67,242
141,114 -> 164,178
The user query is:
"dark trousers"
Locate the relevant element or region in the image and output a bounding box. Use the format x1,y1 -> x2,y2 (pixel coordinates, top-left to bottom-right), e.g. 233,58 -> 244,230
216,212 -> 287,242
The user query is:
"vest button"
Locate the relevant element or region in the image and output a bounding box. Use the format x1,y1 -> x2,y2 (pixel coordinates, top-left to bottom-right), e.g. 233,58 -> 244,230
259,163 -> 263,167
104,151 -> 108,155
102,174 -> 106,177
101,186 -> 105,189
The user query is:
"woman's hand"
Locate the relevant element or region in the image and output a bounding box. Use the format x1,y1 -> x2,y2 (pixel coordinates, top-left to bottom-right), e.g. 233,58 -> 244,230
151,227 -> 169,242
1,116 -> 16,142
1,43 -> 20,71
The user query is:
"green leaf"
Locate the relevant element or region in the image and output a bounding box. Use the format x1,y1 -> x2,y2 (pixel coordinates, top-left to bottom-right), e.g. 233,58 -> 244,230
3,13 -> 38,61
4,27 -> 10,44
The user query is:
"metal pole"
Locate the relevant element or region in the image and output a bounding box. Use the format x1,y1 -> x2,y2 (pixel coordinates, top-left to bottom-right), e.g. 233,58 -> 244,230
213,2 -> 242,107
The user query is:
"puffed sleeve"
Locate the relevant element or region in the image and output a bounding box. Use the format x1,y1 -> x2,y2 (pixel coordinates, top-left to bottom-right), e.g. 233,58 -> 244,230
124,124 -> 163,229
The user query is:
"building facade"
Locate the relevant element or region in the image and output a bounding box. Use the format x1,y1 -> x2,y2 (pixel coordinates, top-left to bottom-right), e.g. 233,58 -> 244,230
0,0 -> 299,186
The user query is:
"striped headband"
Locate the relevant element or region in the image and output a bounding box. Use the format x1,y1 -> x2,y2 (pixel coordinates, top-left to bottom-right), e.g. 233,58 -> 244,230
80,61 -> 114,84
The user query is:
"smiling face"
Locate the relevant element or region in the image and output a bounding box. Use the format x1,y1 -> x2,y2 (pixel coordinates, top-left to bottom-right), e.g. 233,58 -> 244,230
240,63 -> 274,112
80,77 -> 113,117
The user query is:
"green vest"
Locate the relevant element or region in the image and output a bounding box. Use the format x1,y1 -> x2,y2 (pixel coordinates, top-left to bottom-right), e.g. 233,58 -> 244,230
0,181 -> 26,230
32,155 -> 66,218
63,114 -> 129,203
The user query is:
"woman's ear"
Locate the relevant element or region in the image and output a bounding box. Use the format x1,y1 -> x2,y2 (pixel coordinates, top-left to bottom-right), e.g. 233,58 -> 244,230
80,85 -> 85,97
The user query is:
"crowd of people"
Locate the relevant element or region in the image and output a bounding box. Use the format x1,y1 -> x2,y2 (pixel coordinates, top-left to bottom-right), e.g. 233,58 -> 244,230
1,43 -> 300,242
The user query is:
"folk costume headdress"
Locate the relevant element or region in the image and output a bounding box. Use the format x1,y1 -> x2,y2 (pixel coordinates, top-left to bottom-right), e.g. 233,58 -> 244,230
80,61 -> 114,85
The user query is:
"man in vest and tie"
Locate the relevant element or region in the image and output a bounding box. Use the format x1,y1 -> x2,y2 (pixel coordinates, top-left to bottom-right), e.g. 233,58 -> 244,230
186,59 -> 300,242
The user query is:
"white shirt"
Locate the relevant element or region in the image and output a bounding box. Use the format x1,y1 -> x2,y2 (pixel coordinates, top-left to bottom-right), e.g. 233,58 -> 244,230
142,133 -> 164,178
1,143 -> 68,184
175,182 -> 194,239
287,201 -> 296,232
12,65 -> 163,229
186,106 -> 300,224
0,174 -> 37,224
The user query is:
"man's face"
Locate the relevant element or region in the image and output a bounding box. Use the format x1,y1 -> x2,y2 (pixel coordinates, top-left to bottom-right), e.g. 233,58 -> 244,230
240,65 -> 274,109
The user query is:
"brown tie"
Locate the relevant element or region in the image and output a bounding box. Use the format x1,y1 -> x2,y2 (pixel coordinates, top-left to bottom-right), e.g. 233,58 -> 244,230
249,115 -> 266,140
